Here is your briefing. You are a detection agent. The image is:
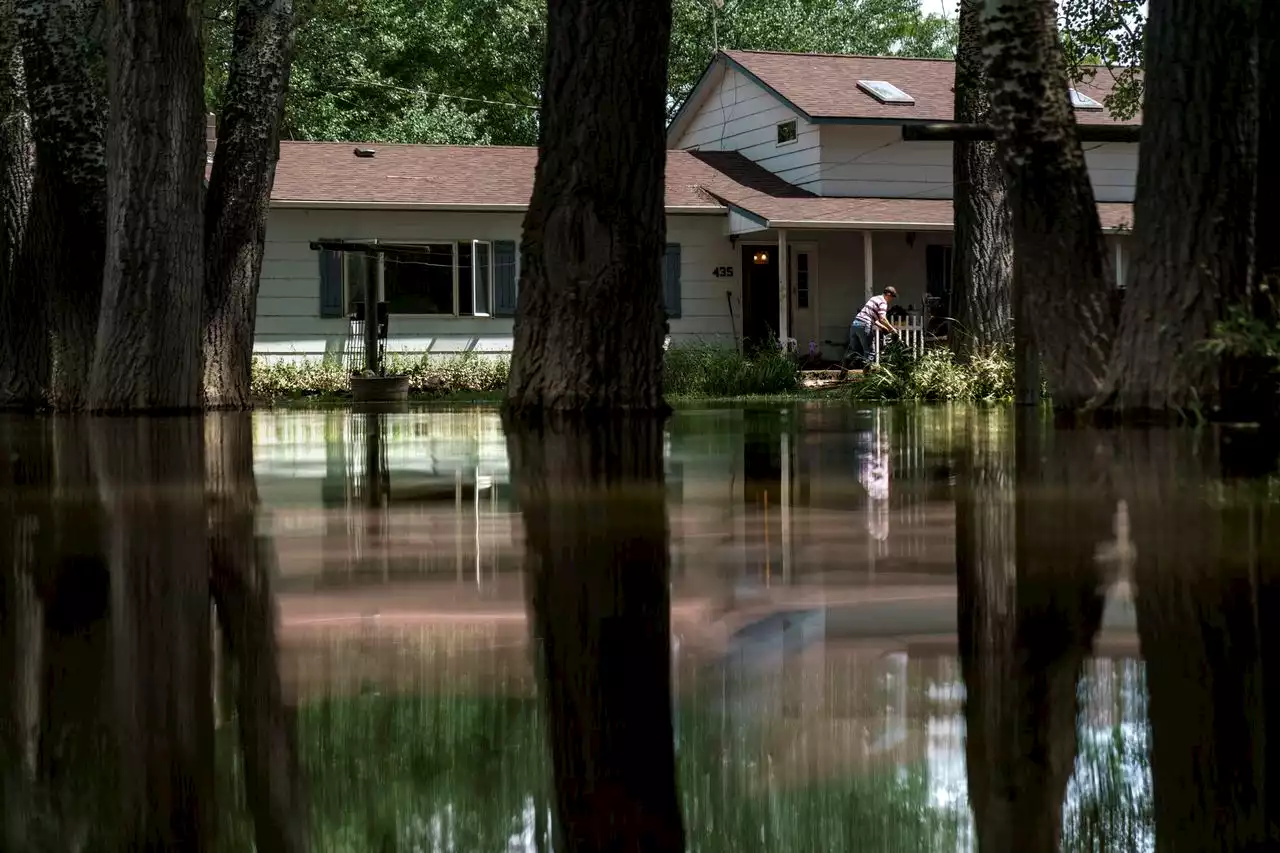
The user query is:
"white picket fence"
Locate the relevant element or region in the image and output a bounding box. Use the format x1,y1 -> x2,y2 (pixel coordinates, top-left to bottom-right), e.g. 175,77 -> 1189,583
872,314 -> 926,364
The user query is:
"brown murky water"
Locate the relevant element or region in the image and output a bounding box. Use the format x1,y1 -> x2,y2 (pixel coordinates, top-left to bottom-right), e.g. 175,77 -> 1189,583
2,403 -> 1277,851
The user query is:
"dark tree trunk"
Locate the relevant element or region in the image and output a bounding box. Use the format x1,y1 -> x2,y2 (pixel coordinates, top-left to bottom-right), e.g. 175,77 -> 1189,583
94,417 -> 213,850
509,413 -> 685,853
16,0 -> 107,411
90,0 -> 205,411
1260,13 -> 1280,285
981,0 -> 1115,410
505,0 -> 673,415
204,0 -> 296,410
958,412 -> 1111,852
1123,429 -> 1270,851
951,0 -> 1014,354
1100,1 -> 1260,416
0,1 -> 36,408
207,412 -> 309,853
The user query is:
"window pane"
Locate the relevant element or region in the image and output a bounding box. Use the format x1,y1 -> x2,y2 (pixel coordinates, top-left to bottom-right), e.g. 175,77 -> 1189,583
344,251 -> 367,315
473,242 -> 491,315
383,244 -> 455,314
457,242 -> 474,315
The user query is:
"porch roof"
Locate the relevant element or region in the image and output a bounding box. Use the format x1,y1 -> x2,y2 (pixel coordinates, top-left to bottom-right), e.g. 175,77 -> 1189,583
706,188 -> 1134,235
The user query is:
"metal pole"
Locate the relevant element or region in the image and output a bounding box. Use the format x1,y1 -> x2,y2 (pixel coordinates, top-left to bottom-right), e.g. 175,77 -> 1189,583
364,250 -> 385,375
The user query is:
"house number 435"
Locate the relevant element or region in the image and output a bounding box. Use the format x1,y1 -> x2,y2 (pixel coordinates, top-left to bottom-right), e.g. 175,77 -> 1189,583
711,266 -> 734,278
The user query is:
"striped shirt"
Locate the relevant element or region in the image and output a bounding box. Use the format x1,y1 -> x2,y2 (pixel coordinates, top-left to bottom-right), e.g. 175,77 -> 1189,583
855,295 -> 889,328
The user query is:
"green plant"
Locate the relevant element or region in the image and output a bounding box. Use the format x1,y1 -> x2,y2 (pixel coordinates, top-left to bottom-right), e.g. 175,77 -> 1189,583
1200,286 -> 1280,367
663,340 -> 801,397
851,342 -> 1015,402
250,352 -> 510,400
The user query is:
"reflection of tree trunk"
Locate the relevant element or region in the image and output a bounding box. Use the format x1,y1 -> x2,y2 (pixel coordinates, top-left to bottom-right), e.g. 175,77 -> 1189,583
207,413 -> 309,853
95,417 -> 213,850
1125,430 -> 1268,850
508,413 -> 685,853
957,411 -> 1109,851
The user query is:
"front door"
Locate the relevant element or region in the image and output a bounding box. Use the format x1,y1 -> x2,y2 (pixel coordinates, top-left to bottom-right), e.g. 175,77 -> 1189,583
742,244 -> 780,349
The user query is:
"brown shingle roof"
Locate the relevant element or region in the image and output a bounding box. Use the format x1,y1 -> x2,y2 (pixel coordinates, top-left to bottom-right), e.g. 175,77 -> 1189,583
722,50 -> 1140,126
269,141 -> 1133,232
272,142 -> 726,209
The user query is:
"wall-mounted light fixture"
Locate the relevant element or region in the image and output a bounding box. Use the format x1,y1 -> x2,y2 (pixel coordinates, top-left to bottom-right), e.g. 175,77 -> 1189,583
905,232 -> 917,248
752,250 -> 769,265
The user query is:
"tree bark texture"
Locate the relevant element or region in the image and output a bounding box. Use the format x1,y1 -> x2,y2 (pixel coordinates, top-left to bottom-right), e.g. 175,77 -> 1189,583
1100,0 -> 1261,417
204,0 -> 295,410
980,0 -> 1115,410
957,411 -> 1111,852
206,412 -> 309,853
0,1 -> 36,408
506,0 -> 672,415
90,0 -> 205,411
952,0 -> 1014,352
506,412 -> 685,853
1259,8 -> 1280,288
1120,429 -> 1273,851
94,416 -> 213,850
15,0 -> 107,411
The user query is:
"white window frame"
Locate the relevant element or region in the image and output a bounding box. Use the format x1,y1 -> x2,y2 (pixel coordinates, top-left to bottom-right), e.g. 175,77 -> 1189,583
776,119 -> 799,147
341,239 -> 501,318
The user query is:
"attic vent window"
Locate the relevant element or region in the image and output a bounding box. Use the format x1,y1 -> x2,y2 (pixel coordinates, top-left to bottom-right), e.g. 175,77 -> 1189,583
354,147 -> 376,158
856,80 -> 915,105
776,119 -> 798,145
1069,88 -> 1103,110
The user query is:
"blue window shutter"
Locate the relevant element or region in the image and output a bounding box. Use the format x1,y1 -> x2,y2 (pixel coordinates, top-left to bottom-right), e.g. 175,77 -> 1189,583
662,243 -> 682,319
493,240 -> 518,317
319,248 -> 344,318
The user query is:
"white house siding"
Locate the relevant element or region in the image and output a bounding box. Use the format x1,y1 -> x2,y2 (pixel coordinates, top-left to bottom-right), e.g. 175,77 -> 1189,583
815,125 -> 1139,203
255,207 -> 738,360
670,67 -> 823,191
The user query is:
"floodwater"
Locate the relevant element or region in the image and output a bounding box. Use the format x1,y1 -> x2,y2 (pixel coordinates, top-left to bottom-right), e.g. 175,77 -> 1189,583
2,403 -> 1278,851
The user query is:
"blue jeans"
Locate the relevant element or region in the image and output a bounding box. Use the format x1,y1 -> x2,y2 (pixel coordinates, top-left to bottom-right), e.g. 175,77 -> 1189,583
845,322 -> 873,368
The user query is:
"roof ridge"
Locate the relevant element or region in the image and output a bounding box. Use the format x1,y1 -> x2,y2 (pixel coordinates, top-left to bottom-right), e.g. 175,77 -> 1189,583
277,140 -> 538,151
724,48 -> 956,63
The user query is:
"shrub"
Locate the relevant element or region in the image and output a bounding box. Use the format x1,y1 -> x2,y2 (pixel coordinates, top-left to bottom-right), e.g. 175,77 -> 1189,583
851,342 -> 1015,402
251,352 -> 509,400
663,340 -> 801,397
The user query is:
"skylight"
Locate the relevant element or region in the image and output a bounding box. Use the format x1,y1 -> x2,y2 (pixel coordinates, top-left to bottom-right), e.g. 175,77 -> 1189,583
1069,88 -> 1104,110
857,80 -> 915,105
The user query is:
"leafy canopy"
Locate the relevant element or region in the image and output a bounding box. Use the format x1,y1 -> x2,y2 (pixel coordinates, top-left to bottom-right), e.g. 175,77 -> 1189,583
205,0 -> 956,146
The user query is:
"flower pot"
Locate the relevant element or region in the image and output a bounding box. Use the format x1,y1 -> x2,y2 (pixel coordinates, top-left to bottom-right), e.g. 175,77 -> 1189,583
350,374 -> 410,403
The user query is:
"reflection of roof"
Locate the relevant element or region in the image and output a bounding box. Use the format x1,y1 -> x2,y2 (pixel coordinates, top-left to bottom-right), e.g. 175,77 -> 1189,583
718,50 -> 1140,126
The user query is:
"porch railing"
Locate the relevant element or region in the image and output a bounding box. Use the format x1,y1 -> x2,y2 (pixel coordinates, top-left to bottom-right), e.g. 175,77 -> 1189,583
873,314 -> 925,364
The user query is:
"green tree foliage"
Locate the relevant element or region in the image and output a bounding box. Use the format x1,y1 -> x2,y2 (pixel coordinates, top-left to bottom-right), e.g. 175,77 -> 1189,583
205,0 -> 956,146
1059,0 -> 1145,119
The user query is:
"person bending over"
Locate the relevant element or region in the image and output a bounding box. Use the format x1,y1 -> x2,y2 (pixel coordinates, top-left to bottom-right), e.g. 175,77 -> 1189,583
844,286 -> 898,369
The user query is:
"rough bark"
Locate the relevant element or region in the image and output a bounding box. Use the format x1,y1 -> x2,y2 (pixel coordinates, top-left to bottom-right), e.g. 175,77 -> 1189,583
980,0 -> 1114,410
206,412 -> 309,853
94,416 -> 213,850
0,1 -> 36,408
90,0 -> 205,411
1099,0 -> 1261,417
958,411 -> 1111,852
204,0 -> 296,410
508,413 -> 685,853
952,0 -> 1014,353
15,0 -> 107,411
505,0 -> 672,415
1121,429 -> 1271,851
1260,11 -> 1280,287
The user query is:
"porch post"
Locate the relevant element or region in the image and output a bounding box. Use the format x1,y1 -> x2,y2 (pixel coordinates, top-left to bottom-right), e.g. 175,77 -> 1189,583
777,228 -> 789,349
365,247 -> 384,375
1114,239 -> 1126,289
863,231 -> 874,300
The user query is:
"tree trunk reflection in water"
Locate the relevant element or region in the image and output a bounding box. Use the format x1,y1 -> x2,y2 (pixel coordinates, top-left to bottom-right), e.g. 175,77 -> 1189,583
94,417 -> 214,850
1124,429 -> 1275,851
957,410 -> 1111,851
507,413 -> 685,853
207,412 -> 309,853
